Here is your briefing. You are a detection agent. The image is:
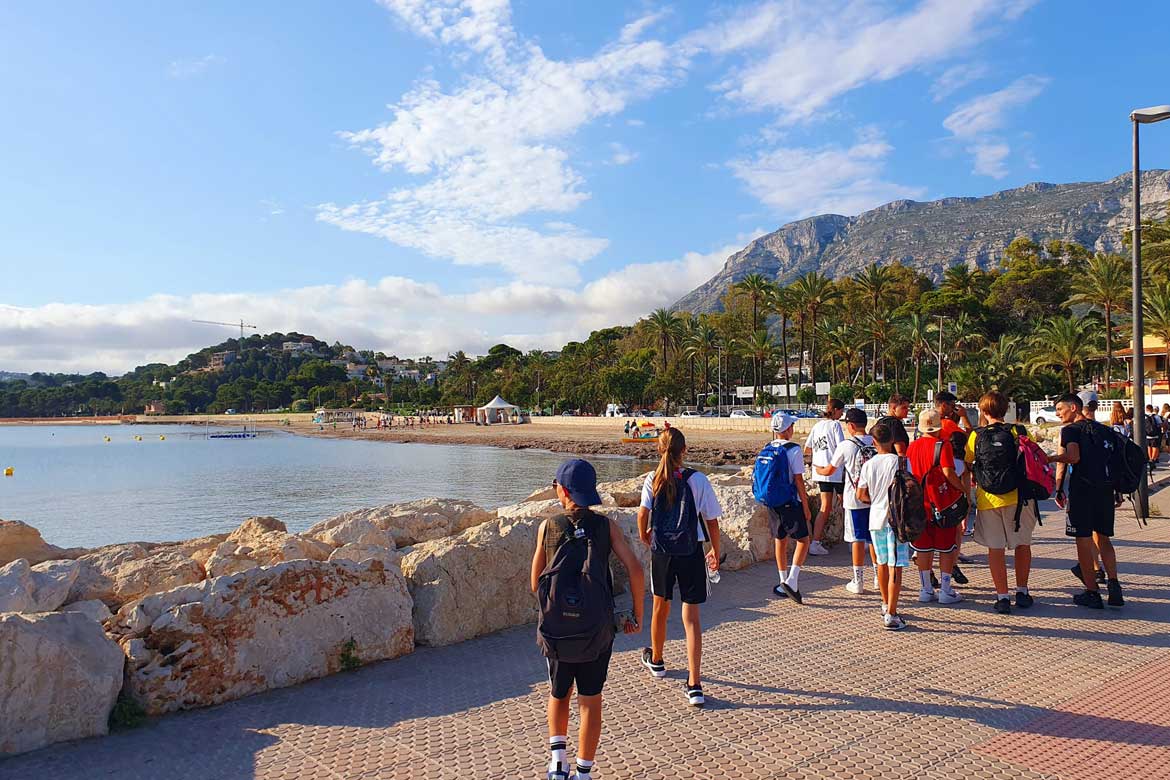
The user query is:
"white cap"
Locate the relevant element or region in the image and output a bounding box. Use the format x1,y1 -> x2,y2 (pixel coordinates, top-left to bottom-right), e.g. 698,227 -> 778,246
771,412 -> 797,433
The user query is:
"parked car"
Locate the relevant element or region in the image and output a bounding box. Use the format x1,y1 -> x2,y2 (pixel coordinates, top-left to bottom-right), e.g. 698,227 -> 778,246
225,409 -> 238,415
679,410 -> 700,418
561,410 -> 576,416
700,410 -> 719,417
1034,406 -> 1057,424
729,409 -> 762,418
648,411 -> 665,417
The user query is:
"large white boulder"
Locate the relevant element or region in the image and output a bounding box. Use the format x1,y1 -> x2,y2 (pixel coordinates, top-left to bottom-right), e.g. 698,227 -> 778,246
204,517 -> 332,578
68,547 -> 205,609
328,542 -> 402,569
0,611 -> 125,756
108,559 -> 414,716
305,515 -> 395,549
0,559 -> 84,613
708,486 -> 773,571
323,499 -> 496,547
0,519 -> 78,566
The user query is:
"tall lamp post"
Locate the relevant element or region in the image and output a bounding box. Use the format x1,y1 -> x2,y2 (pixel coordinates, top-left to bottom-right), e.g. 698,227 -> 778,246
1130,104 -> 1170,519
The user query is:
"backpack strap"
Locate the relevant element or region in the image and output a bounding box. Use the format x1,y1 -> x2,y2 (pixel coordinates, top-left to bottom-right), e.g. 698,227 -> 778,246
844,437 -> 865,490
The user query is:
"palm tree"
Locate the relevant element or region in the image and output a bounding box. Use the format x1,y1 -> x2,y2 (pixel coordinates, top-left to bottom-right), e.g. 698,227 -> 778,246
645,308 -> 681,374
740,329 -> 780,405
1066,253 -> 1130,391
447,350 -> 473,401
791,272 -> 841,390
979,334 -> 1028,396
902,314 -> 932,403
1026,316 -> 1103,392
767,286 -> 796,405
854,263 -> 895,379
940,264 -> 991,299
825,323 -> 861,384
732,273 -> 776,333
679,317 -> 703,405
1143,282 -> 1170,388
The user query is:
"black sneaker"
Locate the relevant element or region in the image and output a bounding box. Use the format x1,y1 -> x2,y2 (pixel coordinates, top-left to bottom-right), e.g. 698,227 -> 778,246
641,648 -> 666,678
993,597 -> 1011,614
1073,590 -> 1105,609
1106,579 -> 1125,607
780,581 -> 803,604
952,565 -> 968,586
1096,568 -> 1107,584
1015,591 -> 1034,609
772,583 -> 788,598
685,683 -> 705,707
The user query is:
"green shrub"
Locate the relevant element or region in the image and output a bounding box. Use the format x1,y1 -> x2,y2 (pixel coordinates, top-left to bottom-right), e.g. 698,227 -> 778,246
339,637 -> 362,672
108,692 -> 147,731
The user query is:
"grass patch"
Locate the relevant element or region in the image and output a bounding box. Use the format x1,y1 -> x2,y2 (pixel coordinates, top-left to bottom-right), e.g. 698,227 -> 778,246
108,692 -> 147,731
339,637 -> 362,672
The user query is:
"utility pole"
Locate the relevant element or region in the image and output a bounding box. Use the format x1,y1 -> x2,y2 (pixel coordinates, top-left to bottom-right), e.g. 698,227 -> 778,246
717,345 -> 723,417
937,314 -> 945,393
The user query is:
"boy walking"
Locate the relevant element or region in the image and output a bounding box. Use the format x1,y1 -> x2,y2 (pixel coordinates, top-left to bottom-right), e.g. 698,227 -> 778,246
906,409 -> 966,605
816,407 -> 876,593
804,398 -> 845,555
531,459 -> 645,780
857,423 -> 909,630
754,412 -> 813,604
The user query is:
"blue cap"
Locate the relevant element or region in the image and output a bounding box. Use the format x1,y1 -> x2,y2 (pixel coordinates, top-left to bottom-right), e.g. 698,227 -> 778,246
555,459 -> 603,507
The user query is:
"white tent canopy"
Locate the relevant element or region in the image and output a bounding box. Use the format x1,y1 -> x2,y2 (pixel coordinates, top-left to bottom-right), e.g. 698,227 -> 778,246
476,395 -> 525,424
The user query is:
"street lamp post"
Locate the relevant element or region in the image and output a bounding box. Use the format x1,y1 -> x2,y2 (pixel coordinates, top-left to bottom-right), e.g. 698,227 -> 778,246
1130,104 -> 1170,519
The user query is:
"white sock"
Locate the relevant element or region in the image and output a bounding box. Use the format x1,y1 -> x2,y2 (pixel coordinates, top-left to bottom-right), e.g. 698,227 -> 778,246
787,565 -> 801,589
852,565 -> 863,582
549,736 -> 567,772
941,573 -> 953,593
575,758 -> 594,775
996,592 -> 1009,601
778,567 -> 788,584
1017,586 -> 1029,594
919,570 -> 933,590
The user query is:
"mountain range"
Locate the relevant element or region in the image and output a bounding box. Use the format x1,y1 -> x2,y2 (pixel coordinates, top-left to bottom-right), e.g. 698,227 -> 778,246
674,170 -> 1170,314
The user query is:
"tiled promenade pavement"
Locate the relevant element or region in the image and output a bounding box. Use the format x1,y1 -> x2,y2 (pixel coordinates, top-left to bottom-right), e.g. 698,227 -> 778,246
4,494 -> 1169,780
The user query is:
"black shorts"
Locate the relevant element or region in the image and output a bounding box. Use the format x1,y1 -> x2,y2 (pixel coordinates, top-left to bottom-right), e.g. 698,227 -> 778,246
1065,488 -> 1116,538
765,503 -> 810,541
651,548 -> 707,604
816,481 -> 845,494
547,644 -> 612,699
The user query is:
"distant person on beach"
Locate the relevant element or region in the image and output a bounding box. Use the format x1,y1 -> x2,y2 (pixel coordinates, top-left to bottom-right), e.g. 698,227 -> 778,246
637,427 -> 722,707
757,411 -> 813,603
531,459 -> 644,780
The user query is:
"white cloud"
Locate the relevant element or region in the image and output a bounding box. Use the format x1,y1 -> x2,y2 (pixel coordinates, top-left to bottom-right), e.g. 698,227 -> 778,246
626,118 -> 645,127
608,142 -> 637,166
943,74 -> 1048,178
930,63 -> 990,101
0,238 -> 756,374
323,2 -> 686,281
167,54 -> 223,79
728,130 -> 926,218
687,0 -> 1029,123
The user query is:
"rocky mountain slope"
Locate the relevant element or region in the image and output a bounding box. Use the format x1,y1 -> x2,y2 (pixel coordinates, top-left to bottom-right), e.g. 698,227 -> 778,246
675,170 -> 1170,313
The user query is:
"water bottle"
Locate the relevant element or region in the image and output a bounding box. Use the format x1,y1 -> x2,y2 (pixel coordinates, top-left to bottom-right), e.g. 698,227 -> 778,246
707,564 -> 721,584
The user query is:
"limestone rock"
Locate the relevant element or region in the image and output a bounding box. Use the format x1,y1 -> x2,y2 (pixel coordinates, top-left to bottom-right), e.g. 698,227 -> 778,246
0,611 -> 124,755
596,472 -> 651,508
523,485 -> 557,502
110,559 -> 413,715
0,559 -> 83,613
495,498 -> 564,521
0,559 -> 34,612
68,548 -> 205,608
60,599 -> 113,622
306,515 -> 395,549
804,469 -> 844,546
329,543 -> 402,568
598,508 -> 651,596
163,533 -> 229,569
709,486 -> 773,571
0,519 -> 74,566
401,516 -> 540,646
324,499 -> 496,547
204,517 -> 332,578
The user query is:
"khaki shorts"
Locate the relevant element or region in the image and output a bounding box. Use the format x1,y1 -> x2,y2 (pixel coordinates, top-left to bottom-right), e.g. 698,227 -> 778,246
974,503 -> 1037,550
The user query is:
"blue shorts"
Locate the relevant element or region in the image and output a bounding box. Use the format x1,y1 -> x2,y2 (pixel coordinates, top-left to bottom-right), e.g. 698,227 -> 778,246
872,525 -> 909,567
845,508 -> 871,544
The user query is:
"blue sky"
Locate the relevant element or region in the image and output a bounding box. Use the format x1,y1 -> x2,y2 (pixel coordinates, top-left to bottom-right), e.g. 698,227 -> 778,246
2,0 -> 1168,373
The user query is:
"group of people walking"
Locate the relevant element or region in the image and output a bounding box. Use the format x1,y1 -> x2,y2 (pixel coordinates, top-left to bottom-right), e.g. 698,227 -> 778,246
529,389 -> 1137,779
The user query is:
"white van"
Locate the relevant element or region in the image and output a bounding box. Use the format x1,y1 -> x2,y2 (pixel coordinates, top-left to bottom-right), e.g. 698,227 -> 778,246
605,404 -> 628,417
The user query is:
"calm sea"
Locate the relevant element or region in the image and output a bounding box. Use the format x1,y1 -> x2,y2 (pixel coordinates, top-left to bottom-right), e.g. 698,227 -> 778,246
0,425 -> 654,549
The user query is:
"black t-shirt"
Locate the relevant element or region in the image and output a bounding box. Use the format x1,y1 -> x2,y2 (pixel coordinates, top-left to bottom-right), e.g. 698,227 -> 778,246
1062,420 -> 1108,491
873,415 -> 910,447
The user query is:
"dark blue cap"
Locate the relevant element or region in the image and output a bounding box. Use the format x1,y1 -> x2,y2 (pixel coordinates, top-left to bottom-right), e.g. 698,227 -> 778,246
555,458 -> 603,507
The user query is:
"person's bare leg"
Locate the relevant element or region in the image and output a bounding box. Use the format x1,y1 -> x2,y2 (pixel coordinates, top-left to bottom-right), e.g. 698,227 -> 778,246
917,551 -> 935,573
812,492 -> 833,542
1014,545 -> 1031,589
877,563 -> 890,610
792,537 -> 811,567
576,694 -> 602,762
681,603 -> 702,686
987,548 -> 1008,594
939,550 -> 955,576
1095,534 -> 1118,580
774,537 -> 789,575
548,693 -> 571,737
650,595 -> 670,663
887,567 -> 903,616
851,541 -> 864,567
1075,537 -> 1099,591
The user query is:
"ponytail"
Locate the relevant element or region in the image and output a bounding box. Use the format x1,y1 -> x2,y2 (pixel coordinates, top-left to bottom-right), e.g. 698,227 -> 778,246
651,427 -> 687,506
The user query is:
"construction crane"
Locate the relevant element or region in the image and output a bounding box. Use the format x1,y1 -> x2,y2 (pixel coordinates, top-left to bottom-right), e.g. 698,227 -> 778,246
192,319 -> 258,343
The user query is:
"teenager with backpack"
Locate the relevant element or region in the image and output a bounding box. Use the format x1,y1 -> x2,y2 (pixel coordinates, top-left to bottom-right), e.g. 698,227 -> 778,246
932,392 -> 973,585
755,411 -> 813,603
804,398 -> 846,556
1068,391 -> 1107,587
907,409 -> 967,605
1049,393 -> 1125,609
637,428 -> 722,706
857,423 -> 910,629
1144,403 -> 1162,471
816,407 -> 876,594
872,394 -> 911,456
531,459 -> 646,780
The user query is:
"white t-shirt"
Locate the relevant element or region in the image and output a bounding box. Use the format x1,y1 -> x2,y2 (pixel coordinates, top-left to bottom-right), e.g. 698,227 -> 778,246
640,470 -> 723,543
805,419 -> 845,483
857,453 -> 901,532
830,434 -> 875,511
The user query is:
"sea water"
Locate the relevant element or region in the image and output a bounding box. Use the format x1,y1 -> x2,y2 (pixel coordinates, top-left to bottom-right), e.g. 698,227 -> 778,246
0,425 -> 654,548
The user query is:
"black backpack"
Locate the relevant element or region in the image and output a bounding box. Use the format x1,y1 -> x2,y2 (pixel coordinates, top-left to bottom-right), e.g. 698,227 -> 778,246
1112,431 -> 1148,494
1079,420 -> 1146,494
649,468 -> 701,556
536,510 -> 615,663
973,423 -> 1022,495
888,458 -> 927,543
1145,414 -> 1163,439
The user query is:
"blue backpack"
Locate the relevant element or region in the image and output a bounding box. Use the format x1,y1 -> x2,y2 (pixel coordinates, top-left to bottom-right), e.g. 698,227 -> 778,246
649,468 -> 701,556
753,441 -> 801,508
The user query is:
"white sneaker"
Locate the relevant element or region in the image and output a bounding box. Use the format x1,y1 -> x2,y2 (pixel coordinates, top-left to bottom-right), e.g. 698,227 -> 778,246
938,589 -> 964,605
808,540 -> 830,556
918,587 -> 937,603
845,578 -> 864,594
883,613 -> 908,631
